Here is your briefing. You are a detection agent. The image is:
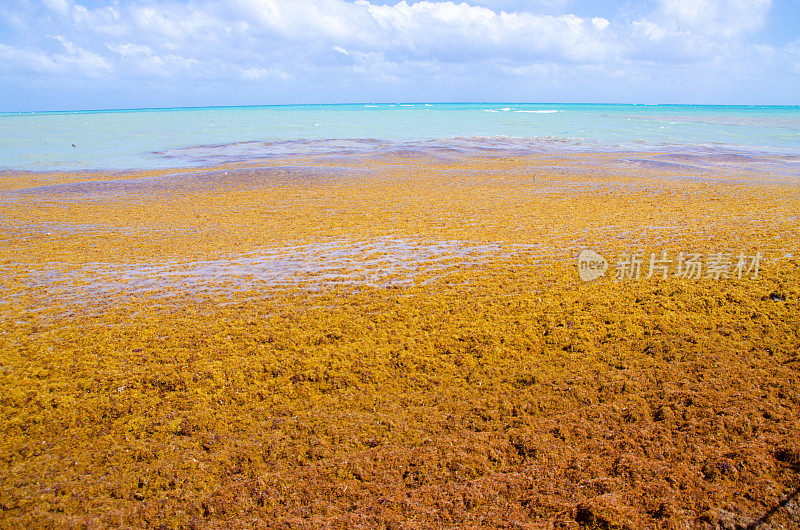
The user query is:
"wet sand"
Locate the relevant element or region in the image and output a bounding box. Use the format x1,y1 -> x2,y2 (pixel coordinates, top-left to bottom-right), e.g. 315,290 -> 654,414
1,152 -> 799,527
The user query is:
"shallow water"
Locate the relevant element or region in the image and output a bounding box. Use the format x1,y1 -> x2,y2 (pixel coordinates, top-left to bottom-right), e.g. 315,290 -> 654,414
8,238 -> 515,307
2,103 -> 799,171
0,165 -> 358,203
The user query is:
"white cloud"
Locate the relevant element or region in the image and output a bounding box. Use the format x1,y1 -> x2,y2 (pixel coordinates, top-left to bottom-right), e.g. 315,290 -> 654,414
0,36 -> 111,77
106,42 -> 198,77
1,0 -> 624,83
239,66 -> 290,80
453,0 -> 574,12
0,0 -> 795,105
591,17 -> 610,31
72,4 -> 126,36
645,0 -> 772,40
626,0 -> 775,63
107,43 -> 156,58
232,0 -> 619,62
43,0 -> 72,15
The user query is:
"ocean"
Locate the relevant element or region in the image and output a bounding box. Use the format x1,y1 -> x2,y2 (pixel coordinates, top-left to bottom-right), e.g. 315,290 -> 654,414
1,103 -> 799,171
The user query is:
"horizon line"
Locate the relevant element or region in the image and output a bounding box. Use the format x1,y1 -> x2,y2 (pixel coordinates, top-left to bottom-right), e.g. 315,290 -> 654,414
3,101 -> 799,115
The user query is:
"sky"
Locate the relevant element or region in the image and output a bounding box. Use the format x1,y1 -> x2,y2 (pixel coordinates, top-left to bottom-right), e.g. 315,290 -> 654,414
0,0 -> 799,111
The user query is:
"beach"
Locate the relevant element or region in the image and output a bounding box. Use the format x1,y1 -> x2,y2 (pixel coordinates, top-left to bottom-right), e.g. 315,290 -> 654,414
4,0 -> 800,520
1,144 -> 799,526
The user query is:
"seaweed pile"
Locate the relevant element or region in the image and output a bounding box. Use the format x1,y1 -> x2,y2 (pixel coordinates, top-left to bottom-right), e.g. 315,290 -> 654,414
1,153 -> 798,527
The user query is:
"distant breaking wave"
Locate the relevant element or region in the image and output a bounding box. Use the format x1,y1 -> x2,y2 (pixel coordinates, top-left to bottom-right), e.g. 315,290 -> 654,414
482,109 -> 560,114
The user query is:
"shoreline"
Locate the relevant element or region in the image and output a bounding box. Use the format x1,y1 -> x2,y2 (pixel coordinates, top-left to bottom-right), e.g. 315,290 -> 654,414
2,145 -> 799,190
3,140 -> 800,174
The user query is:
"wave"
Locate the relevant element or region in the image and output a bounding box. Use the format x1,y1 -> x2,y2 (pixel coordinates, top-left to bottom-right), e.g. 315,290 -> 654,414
482,109 -> 561,114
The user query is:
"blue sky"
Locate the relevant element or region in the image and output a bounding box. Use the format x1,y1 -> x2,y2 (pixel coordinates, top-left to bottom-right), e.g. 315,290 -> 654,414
1,0 -> 798,111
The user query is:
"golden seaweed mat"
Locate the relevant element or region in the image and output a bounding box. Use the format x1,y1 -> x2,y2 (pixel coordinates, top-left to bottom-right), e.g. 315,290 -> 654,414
1,153 -> 799,527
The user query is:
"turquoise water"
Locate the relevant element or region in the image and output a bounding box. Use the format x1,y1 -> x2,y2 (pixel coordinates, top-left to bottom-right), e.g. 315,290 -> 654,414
1,103 -> 799,170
